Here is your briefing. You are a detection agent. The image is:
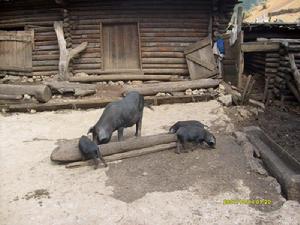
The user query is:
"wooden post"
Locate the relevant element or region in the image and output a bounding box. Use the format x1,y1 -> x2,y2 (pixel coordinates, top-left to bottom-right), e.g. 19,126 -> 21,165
54,21 -> 88,81
236,6 -> 244,88
288,53 -> 300,93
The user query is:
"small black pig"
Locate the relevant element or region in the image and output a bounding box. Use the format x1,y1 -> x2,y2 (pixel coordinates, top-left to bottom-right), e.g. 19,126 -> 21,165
169,120 -> 207,133
79,135 -> 107,169
175,126 -> 216,154
88,91 -> 152,145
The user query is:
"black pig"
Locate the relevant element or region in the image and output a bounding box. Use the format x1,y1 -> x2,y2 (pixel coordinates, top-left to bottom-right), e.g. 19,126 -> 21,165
88,91 -> 152,145
175,126 -> 216,154
169,120 -> 207,133
79,135 -> 107,169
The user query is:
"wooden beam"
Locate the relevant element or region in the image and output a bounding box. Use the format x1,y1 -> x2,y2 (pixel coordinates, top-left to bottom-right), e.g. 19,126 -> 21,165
0,94 -> 23,100
288,54 -> 300,93
241,42 -> 280,52
268,7 -> 300,17
184,37 -> 211,55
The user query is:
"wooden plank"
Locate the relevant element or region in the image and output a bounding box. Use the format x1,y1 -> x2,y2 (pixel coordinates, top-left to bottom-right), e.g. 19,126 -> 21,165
184,37 -> 211,55
102,23 -> 141,70
0,30 -> 32,42
241,42 -> 280,52
0,65 -> 32,72
186,54 -> 214,71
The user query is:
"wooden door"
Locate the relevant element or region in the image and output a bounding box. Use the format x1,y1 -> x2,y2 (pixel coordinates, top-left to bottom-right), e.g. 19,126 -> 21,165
0,30 -> 33,74
102,23 -> 140,71
184,37 -> 218,80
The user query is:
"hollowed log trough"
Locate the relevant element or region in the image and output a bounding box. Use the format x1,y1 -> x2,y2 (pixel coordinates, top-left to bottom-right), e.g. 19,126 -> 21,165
244,126 -> 300,202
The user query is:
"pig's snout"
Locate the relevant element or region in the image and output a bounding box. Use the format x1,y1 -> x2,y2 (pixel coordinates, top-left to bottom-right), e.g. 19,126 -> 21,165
205,132 -> 216,148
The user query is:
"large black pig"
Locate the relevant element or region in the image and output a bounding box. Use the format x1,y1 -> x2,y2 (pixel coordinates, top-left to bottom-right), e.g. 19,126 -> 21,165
88,91 -> 152,145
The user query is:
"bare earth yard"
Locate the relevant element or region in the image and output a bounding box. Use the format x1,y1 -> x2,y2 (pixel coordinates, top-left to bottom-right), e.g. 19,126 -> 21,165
1,100 -> 300,225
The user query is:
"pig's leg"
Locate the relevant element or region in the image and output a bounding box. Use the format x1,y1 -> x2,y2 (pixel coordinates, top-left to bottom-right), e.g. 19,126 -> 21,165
118,127 -> 124,141
93,157 -> 100,170
182,142 -> 189,153
92,132 -> 99,145
97,148 -> 107,167
175,139 -> 182,154
135,117 -> 142,137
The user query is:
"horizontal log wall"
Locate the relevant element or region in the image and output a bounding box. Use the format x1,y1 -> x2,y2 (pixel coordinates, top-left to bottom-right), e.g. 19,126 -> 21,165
69,0 -> 210,75
69,0 -> 236,76
0,0 -> 62,76
0,0 -> 236,77
273,42 -> 300,101
244,41 -> 300,102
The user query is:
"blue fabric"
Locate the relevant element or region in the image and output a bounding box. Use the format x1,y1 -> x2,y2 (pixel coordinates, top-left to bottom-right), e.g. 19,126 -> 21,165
216,38 -> 225,54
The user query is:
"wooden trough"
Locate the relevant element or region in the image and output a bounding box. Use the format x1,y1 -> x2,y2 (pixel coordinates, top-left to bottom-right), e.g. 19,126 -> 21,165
244,126 -> 300,202
51,133 -> 177,167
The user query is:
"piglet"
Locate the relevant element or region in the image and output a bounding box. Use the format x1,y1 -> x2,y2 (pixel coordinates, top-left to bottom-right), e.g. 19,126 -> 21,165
169,120 -> 207,134
175,126 -> 216,154
79,135 -> 107,169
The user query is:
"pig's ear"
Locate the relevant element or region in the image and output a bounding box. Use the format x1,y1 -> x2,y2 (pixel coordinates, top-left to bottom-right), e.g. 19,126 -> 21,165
87,126 -> 94,134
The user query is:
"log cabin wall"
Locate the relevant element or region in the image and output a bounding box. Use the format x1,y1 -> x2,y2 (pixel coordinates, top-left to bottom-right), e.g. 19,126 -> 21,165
0,0 -> 237,78
242,24 -> 300,102
0,0 -> 62,77
69,0 -> 213,76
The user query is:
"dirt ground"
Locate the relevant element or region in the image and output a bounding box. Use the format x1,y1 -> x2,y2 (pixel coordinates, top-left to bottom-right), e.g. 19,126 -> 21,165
1,100 -> 300,225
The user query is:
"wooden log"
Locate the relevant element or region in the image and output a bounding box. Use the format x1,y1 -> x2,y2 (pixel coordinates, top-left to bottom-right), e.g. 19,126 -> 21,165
50,133 -> 177,163
142,52 -> 184,58
123,79 -> 220,96
288,54 -> 300,93
142,68 -> 189,75
241,42 -> 280,52
1,94 -> 214,113
65,142 -> 177,168
72,63 -> 101,70
241,75 -> 252,104
54,21 -> 88,81
142,64 -> 188,69
69,74 -> 180,83
44,81 -> 96,96
263,76 -> 270,103
244,127 -> 300,202
0,84 -> 52,103
287,81 -> 300,103
142,58 -> 186,64
0,94 -> 23,100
